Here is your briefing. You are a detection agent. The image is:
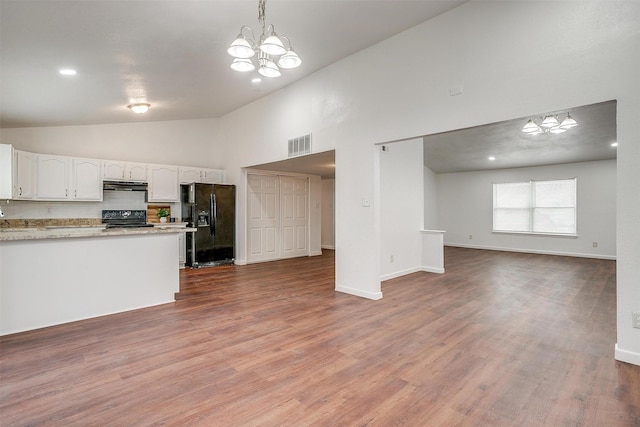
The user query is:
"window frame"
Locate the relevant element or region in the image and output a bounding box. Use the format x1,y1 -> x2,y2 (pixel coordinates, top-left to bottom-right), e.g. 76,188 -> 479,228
492,178 -> 577,237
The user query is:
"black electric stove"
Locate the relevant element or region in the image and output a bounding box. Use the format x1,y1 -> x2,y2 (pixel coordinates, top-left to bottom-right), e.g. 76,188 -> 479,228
101,210 -> 155,229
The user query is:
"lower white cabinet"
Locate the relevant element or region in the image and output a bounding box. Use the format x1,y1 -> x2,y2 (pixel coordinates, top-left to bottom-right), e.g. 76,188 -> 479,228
178,233 -> 186,268
148,165 -> 179,202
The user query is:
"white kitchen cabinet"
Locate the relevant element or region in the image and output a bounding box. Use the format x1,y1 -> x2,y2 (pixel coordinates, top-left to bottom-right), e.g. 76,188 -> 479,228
72,158 -> 102,201
36,155 -> 102,201
201,168 -> 224,184
0,144 -> 12,199
36,154 -> 70,200
13,150 -> 35,200
148,165 -> 179,202
103,161 -> 125,180
178,232 -> 186,269
103,160 -> 148,182
180,167 -> 202,184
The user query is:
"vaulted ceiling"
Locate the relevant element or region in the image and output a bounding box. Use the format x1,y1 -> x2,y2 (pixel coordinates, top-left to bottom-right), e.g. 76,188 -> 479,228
0,0 -> 467,128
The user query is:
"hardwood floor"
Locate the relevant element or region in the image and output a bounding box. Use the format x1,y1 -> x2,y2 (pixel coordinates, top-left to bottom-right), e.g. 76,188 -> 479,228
1,248 -> 639,426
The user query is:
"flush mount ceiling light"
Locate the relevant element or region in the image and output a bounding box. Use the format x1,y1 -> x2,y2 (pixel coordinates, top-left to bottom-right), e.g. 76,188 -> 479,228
127,103 -> 150,114
59,68 -> 77,76
227,0 -> 302,78
521,113 -> 578,135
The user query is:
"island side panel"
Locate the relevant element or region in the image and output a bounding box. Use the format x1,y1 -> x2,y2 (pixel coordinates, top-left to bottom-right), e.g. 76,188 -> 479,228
0,233 -> 179,335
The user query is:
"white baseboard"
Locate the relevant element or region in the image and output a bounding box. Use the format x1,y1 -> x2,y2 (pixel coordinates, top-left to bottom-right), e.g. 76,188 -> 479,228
381,267 -> 421,282
335,285 -> 383,300
444,243 -> 616,260
421,266 -> 445,274
321,245 -> 335,250
615,344 -> 640,366
234,259 -> 247,266
310,250 -> 323,257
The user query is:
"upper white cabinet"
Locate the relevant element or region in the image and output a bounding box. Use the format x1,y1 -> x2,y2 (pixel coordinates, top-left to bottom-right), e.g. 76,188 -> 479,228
72,158 -> 102,201
0,144 -> 13,199
36,155 -> 70,200
202,168 -> 224,184
13,150 -> 35,200
103,160 -> 148,182
36,155 -> 102,201
179,167 -> 224,184
148,165 -> 179,202
180,167 -> 202,184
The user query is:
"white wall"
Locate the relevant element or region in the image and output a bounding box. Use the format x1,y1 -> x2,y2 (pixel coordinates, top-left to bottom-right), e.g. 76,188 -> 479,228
215,1 -> 640,363
436,160 -> 616,259
423,165 -> 438,230
321,179 -> 335,249
379,139 -> 423,280
0,118 -> 221,168
1,1 -> 638,364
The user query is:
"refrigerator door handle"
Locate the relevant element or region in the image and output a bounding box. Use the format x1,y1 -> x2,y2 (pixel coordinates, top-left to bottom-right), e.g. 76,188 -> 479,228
210,194 -> 216,237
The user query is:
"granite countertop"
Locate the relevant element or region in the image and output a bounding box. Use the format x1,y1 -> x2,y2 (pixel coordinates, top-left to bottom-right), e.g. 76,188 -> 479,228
0,221 -> 195,242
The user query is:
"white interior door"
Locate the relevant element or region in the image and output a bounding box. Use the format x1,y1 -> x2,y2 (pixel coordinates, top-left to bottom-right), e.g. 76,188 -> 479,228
280,176 -> 309,259
247,174 -> 280,263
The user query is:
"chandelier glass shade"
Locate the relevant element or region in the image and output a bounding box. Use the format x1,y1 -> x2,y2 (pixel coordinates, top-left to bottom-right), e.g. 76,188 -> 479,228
227,0 -> 302,78
522,113 -> 578,135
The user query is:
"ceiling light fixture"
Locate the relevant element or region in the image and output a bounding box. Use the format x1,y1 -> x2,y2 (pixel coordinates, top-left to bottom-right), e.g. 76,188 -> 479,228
521,113 -> 578,135
227,0 -> 302,79
611,142 -> 618,147
59,69 -> 77,76
127,103 -> 150,114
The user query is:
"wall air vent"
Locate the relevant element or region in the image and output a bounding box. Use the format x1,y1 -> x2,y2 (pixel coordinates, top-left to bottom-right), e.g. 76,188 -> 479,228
288,133 -> 312,158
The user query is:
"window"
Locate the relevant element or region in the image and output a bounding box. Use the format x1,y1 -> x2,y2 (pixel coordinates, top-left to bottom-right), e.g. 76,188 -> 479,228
493,178 -> 576,235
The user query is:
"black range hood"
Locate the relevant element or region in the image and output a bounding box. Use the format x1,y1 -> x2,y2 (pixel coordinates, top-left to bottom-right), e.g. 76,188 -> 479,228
103,181 -> 148,192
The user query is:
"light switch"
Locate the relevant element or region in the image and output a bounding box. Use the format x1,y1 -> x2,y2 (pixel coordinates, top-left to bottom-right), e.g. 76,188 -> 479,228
361,198 -> 370,207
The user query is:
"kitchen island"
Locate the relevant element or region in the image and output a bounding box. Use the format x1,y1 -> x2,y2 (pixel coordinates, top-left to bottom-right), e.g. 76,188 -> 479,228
0,225 -> 195,335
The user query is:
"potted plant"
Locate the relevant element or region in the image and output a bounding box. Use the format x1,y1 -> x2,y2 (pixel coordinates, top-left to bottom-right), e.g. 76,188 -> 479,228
157,208 -> 170,223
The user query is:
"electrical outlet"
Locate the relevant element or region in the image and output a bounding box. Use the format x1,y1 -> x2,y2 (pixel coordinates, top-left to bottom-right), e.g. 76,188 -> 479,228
390,254 -> 394,263
592,242 -> 598,248
469,234 -> 473,240
633,312 -> 640,329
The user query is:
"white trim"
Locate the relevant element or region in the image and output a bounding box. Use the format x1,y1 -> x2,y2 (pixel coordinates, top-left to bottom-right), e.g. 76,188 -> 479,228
321,245 -> 335,250
310,250 -> 323,257
335,284 -> 383,300
381,266 -> 421,281
421,266 -> 445,274
235,258 -> 247,266
615,344 -> 640,366
444,243 -> 616,260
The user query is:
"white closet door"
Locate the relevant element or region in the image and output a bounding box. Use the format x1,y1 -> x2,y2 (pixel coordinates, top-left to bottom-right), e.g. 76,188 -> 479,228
280,176 -> 309,259
247,174 -> 280,263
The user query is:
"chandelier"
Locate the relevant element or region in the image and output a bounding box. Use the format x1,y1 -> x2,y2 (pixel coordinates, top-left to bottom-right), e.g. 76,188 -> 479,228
227,0 -> 302,78
521,113 -> 578,135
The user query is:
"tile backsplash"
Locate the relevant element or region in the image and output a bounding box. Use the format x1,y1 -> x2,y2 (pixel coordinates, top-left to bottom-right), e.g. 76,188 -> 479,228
1,191 -> 180,220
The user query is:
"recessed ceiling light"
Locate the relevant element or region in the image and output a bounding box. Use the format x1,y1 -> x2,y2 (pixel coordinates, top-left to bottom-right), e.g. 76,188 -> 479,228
59,69 -> 77,76
488,156 -> 496,161
127,103 -> 150,114
252,77 -> 262,83
611,142 -> 618,147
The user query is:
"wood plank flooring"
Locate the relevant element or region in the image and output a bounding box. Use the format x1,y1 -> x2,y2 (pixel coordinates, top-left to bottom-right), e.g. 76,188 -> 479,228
1,247 -> 639,426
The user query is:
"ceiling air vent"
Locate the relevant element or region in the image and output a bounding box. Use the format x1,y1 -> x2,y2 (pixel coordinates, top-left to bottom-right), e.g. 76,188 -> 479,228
288,133 -> 312,158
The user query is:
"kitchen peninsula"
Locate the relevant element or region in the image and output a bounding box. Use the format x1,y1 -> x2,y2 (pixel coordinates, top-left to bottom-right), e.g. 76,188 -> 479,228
0,224 -> 194,335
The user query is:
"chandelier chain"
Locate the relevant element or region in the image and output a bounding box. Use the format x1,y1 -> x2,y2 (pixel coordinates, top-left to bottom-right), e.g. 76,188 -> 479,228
258,0 -> 266,33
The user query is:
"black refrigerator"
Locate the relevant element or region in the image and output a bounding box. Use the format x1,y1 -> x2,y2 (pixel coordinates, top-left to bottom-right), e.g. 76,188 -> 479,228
181,183 -> 235,267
